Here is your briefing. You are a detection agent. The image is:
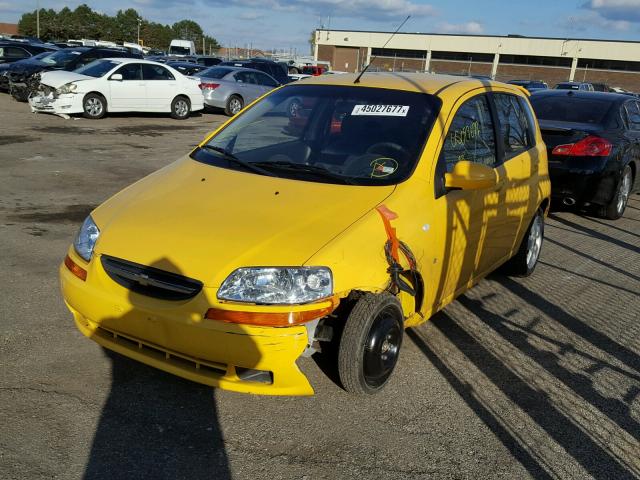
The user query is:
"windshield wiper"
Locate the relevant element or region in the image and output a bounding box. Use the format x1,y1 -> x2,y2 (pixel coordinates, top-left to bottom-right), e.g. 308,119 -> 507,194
200,145 -> 274,177
252,161 -> 355,185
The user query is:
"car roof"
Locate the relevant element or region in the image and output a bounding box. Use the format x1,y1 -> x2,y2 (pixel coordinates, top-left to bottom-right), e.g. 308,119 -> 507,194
531,89 -> 631,103
296,72 -> 525,97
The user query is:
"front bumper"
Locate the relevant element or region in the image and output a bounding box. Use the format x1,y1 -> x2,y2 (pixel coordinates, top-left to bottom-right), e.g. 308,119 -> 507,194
60,249 -> 316,396
28,92 -> 83,115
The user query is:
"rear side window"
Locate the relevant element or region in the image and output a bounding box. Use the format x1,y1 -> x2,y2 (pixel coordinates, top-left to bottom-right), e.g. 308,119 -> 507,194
441,95 -> 497,172
624,102 -> 640,130
142,64 -> 175,80
494,93 -> 533,158
530,96 -> 613,124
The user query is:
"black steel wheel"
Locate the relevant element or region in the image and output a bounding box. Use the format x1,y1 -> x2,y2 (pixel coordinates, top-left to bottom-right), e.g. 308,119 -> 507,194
338,292 -> 404,394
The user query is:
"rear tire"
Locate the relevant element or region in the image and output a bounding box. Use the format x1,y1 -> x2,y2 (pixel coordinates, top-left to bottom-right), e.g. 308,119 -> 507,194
225,95 -> 243,116
600,165 -> 632,220
170,96 -> 191,120
501,208 -> 544,277
82,93 -> 106,119
338,292 -> 404,395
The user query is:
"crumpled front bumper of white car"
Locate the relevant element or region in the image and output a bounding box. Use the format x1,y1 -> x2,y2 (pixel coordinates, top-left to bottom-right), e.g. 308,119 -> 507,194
28,91 -> 84,116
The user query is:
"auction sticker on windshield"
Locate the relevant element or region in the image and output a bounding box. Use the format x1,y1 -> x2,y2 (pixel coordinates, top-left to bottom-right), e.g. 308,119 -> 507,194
351,105 -> 410,116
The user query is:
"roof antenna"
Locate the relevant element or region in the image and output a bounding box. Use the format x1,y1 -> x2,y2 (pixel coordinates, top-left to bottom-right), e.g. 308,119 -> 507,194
354,15 -> 411,84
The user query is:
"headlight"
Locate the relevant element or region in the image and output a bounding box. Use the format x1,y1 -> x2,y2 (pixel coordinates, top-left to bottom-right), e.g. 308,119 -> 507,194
218,267 -> 332,304
57,82 -> 77,94
73,216 -> 100,262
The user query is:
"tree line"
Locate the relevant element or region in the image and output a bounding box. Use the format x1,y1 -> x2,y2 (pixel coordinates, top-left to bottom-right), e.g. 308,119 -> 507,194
18,4 -> 220,53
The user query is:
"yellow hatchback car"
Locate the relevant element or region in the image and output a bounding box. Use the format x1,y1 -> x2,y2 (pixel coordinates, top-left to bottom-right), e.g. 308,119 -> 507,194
60,73 -> 550,395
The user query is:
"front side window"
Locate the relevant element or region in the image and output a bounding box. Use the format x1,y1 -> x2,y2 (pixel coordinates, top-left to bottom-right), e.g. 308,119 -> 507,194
624,101 -> 640,130
1,47 -> 29,59
440,95 -> 497,173
191,85 -> 441,186
494,93 -> 532,159
115,63 -> 143,80
142,64 -> 174,80
256,72 -> 278,87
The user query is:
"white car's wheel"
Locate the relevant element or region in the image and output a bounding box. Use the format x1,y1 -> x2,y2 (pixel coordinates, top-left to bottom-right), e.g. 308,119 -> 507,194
82,93 -> 106,119
170,96 -> 191,120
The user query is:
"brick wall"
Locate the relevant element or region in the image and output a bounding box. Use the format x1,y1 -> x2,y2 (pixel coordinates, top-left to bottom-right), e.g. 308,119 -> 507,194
317,46 -> 640,91
0,23 -> 18,35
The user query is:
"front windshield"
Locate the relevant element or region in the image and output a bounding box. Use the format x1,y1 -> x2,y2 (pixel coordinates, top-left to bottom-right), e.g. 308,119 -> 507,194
41,49 -> 85,66
74,59 -> 120,77
169,46 -> 191,55
192,84 -> 441,186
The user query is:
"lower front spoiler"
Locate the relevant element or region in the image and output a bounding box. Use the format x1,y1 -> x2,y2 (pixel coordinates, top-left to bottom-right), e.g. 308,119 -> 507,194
69,306 -> 315,396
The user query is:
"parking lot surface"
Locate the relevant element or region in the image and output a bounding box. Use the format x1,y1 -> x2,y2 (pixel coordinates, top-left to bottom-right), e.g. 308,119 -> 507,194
1,94 -> 639,480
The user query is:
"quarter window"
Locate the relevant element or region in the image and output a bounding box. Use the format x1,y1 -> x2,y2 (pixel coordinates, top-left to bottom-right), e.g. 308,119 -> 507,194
494,93 -> 533,158
441,95 -> 497,172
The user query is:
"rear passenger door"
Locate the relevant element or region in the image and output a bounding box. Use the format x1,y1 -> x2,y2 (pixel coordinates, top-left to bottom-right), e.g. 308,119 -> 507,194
142,64 -> 177,110
491,92 -> 540,258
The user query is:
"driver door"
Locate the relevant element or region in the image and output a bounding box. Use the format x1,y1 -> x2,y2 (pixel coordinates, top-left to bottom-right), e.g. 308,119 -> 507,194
109,63 -> 146,110
428,92 -> 501,312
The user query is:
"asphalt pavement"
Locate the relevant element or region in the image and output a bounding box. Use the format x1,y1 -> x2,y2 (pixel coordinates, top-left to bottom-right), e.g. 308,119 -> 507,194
1,94 -> 639,480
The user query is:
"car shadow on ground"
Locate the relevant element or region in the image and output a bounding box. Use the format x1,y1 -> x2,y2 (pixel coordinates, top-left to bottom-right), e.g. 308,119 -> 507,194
84,350 -> 231,480
407,272 -> 640,480
82,257 -> 236,480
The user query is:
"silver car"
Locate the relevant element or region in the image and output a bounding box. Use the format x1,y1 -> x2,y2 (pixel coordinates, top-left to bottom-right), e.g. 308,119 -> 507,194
194,66 -> 280,116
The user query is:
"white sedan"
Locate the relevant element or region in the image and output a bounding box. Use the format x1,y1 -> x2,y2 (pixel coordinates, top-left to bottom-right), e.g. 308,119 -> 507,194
28,58 -> 204,119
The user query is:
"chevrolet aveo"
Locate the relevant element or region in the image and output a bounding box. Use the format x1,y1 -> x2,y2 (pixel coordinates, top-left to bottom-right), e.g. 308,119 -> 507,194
60,73 -> 550,395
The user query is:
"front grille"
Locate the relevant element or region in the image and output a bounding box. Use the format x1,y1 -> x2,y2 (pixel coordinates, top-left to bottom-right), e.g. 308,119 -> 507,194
101,255 -> 203,301
94,325 -> 227,378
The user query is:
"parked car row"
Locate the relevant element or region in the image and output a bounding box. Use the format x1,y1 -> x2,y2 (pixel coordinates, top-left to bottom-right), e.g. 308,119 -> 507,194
508,78 -> 638,96
1,46 -> 290,119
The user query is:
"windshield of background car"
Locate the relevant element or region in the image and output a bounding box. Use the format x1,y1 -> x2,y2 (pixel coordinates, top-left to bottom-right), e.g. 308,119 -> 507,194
531,95 -> 613,124
192,84 -> 441,186
74,59 -> 120,77
41,49 -> 86,66
200,67 -> 233,79
169,46 -> 191,55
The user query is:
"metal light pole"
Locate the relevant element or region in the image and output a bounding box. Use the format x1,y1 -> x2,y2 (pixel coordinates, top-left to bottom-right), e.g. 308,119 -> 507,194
137,18 -> 142,45
36,0 -> 40,38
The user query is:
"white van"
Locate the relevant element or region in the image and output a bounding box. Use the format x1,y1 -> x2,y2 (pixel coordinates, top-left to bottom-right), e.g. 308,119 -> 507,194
169,39 -> 196,56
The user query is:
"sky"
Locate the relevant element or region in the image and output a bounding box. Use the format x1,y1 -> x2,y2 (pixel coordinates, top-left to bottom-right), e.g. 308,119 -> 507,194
2,0 -> 640,53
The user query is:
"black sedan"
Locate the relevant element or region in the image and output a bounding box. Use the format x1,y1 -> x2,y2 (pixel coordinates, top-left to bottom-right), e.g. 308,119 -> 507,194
165,61 -> 208,76
530,90 -> 640,219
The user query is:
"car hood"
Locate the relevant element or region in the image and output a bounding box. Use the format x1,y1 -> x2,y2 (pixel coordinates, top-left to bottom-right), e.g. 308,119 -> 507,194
91,156 -> 395,287
39,70 -> 93,88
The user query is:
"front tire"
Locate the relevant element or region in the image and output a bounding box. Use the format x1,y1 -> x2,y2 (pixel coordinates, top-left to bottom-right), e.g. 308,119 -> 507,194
82,93 -> 106,119
170,96 -> 191,120
501,207 -> 544,277
338,292 -> 404,395
225,95 -> 243,116
600,165 -> 632,220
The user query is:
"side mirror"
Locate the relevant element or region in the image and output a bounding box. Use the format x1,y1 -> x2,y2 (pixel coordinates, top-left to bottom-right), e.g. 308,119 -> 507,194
109,73 -> 123,81
444,160 -> 497,190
